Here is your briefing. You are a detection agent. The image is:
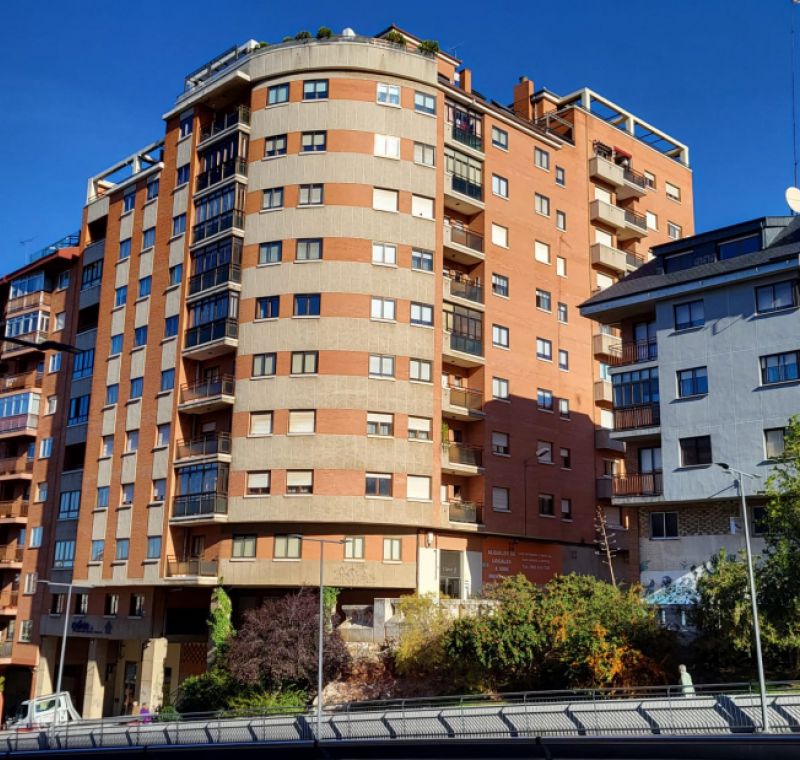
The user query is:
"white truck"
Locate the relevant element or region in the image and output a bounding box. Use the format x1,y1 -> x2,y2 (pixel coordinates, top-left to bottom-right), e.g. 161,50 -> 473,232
7,692 -> 81,729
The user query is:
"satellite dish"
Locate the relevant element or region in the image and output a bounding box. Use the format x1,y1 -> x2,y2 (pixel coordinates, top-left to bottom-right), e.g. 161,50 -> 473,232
341,27 -> 356,38
786,186 -> 800,213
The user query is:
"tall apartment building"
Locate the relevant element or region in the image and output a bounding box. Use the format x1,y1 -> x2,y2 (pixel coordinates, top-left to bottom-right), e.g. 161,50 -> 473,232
581,216 -> 800,627
0,26 -> 693,717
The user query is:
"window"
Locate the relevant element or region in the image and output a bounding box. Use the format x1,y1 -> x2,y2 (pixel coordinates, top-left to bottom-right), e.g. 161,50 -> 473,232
344,536 -> 365,560
560,447 -> 572,469
491,126 -> 508,150
535,240 -> 551,264
54,540 -> 75,568
535,193 -> 550,216
492,274 -> 509,297
253,352 -> 276,377
651,511 -> 679,539
165,316 -> 179,338
256,296 -> 279,320
233,534 -> 257,559
539,494 -> 555,516
130,377 -> 143,399
286,470 -> 313,495
644,171 -> 656,189
369,354 -> 395,378
291,351 -> 318,374
365,473 -> 392,497
104,594 -> 119,616
372,242 -> 397,265
147,536 -> 162,559
665,182 -> 681,202
296,239 -> 323,262
373,188 -> 398,212
52,311 -> 66,332
534,147 -> 550,170
383,538 -> 402,562
492,324 -> 509,348
300,131 -> 327,154
677,367 -> 708,397
535,289 -> 551,312
115,539 -> 129,561
491,223 -> 508,248
668,221 -> 682,239
250,411 -> 273,436
265,134 -> 287,158
121,483 -> 134,505
49,353 -> 61,373
536,337 -> 552,361
176,164 -> 190,185
367,412 -> 393,437
411,195 -> 434,219
718,234 -> 761,260
413,142 -> 435,166
129,594 -> 145,618
492,377 -> 509,400
156,424 -> 170,447
409,359 -> 432,382
23,572 -> 38,595
152,478 -> 166,501
298,184 -> 324,206
555,166 -> 565,186
412,249 -> 434,271
407,416 -> 432,441
81,260 -> 103,290
674,300 -> 704,330
123,192 -> 135,212
267,83 -> 289,104
245,471 -> 271,495
101,436 -> 113,457
558,350 -> 569,371
274,534 -> 301,559
537,441 -> 553,463
410,302 -> 433,326
537,388 -> 553,411
168,214 -> 186,238
142,227 -> 156,249
138,276 -> 152,299
680,435 -> 712,467
58,490 -> 80,520
371,297 -> 396,321
179,112 -> 193,137
90,540 -> 104,563
40,438 -> 53,458
646,211 -> 658,230
119,238 -> 131,260
288,410 -> 315,434
557,302 -> 568,323
556,256 -> 567,277
492,175 -> 508,198
761,351 -> 800,384
29,527 -> 43,548
492,487 -> 510,512
375,134 -> 401,159
45,395 -> 57,415
414,91 -> 436,114
262,187 -> 284,210
407,475 -> 431,501
67,394 -> 90,425
765,428 -> 786,459
125,429 -> 139,453
561,499 -> 573,520
259,241 -> 282,265
74,593 -> 88,615
756,281 -> 798,313
303,79 -> 328,99
556,210 -> 566,231
72,348 -> 94,379
114,286 -> 127,308
294,293 -> 320,316
376,83 -> 401,106
36,482 -> 48,503
169,264 -> 183,285
492,431 -> 510,456
133,326 -> 148,347
160,369 -> 175,392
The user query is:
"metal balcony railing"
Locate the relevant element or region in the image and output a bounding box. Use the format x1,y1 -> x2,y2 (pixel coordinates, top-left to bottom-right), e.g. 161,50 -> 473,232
623,165 -> 647,189
0,414 -> 38,435
613,403 -> 661,431
180,375 -> 235,405
445,275 -> 484,304
624,208 -> 647,230
5,292 -> 51,315
442,442 -> 483,468
0,546 -> 24,563
184,318 -> 238,349
27,232 -> 80,264
451,124 -> 482,151
166,556 -> 219,578
192,210 -> 245,244
195,158 -> 249,192
0,457 -> 33,477
0,372 -> 43,393
445,386 -> 483,413
0,500 -> 28,520
613,472 -> 663,497
199,106 -> 251,142
609,339 -> 658,366
187,264 -> 242,296
175,433 -> 231,459
448,500 -> 483,524
444,223 -> 484,253
172,493 -> 228,519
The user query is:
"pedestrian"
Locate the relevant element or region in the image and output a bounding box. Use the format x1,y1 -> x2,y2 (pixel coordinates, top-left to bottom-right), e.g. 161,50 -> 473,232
139,703 -> 152,724
131,700 -> 140,717
679,664 -> 695,696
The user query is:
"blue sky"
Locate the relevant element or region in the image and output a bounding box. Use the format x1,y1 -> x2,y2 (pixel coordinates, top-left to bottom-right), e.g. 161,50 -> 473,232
1,0 -> 796,272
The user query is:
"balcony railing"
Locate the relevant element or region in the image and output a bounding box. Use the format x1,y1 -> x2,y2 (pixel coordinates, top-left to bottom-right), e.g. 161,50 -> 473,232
613,471 -> 663,497
451,125 -> 483,151
0,457 -> 32,477
0,372 -> 43,393
448,500 -> 483,524
624,208 -> 647,230
613,403 -> 661,431
444,223 -> 484,253
28,232 -> 80,264
192,210 -> 245,244
0,592 -> 19,609
0,546 -> 23,563
172,493 -> 228,519
6,292 -> 51,315
184,318 -> 238,349
0,414 -> 38,435
0,641 -> 12,658
443,442 -> 483,468
195,158 -> 249,192
445,275 -> 484,304
180,375 -> 235,405
199,106 -> 251,142
609,339 -> 658,366
623,166 -> 647,190
188,264 -> 242,297
447,331 -> 483,357
166,556 -> 219,578
449,173 -> 483,201
445,386 -> 483,413
175,433 -> 231,460
0,501 -> 28,520
2,331 -> 48,354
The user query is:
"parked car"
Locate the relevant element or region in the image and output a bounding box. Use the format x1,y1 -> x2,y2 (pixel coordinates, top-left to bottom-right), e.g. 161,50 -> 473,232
7,692 -> 81,729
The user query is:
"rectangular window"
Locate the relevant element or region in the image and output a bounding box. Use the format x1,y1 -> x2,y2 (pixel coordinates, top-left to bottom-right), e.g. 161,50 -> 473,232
81,260 -> 103,290
259,241 -> 282,265
651,511 -> 679,539
556,256 -> 566,277
492,487 -> 510,512
561,498 -> 573,520
371,297 -> 396,321
54,540 -> 75,569
104,594 -> 119,616
491,126 -> 508,150
492,431 -> 510,456
253,352 -> 277,377
674,300 -> 704,330
492,174 -> 508,198
101,436 -> 113,457
410,302 -> 433,326
114,286 -> 127,308
296,238 -> 322,261
413,142 -> 435,166
303,79 -> 328,100
119,238 -> 131,260
115,539 -> 129,561
557,302 -> 568,323
492,324 -> 509,348
265,133 -> 287,157
250,411 -> 273,436
535,193 -> 550,216
365,473 -> 392,497
383,538 -> 402,562
133,326 -> 148,347
176,164 -> 190,185
130,377 -> 143,399
756,281 -> 798,314
233,534 -> 257,559
152,478 -> 166,501
665,182 -> 681,202
121,483 -> 134,505
560,447 -> 572,469
668,221 -> 682,239
534,147 -> 550,170
156,424 -> 170,447
90,540 -> 104,562
414,91 -> 436,114
537,388 -> 553,411
288,410 -> 315,434
67,394 -> 90,425
367,412 -> 393,437
491,223 -> 509,248
492,274 -> 509,297
677,367 -> 708,397
376,83 -> 401,106
535,240 -> 551,264
273,534 -> 301,559
172,214 -> 186,236
247,471 -> 271,496
23,572 -> 37,595
760,351 -> 800,384
644,171 -> 656,189
123,192 -> 135,212
298,184 -> 323,206
146,177 -> 159,201
58,490 -> 80,520
125,429 -> 139,453
49,353 -> 62,373
536,337 -> 552,361
138,276 -> 152,298
538,494 -> 554,516
765,428 -> 786,459
373,188 -> 398,212
262,187 -> 284,210
72,348 -> 94,379
36,482 -> 48,502
294,293 -> 321,316
39,437 -> 53,458
256,296 -> 280,320
646,211 -> 658,230
164,316 -> 179,338
129,594 -> 145,618
375,134 -> 401,159
409,358 -> 432,382
301,131 -> 327,152
286,470 -> 313,495
179,112 -> 193,137
407,475 -> 431,501
160,369 -> 175,392
268,83 -> 289,104
369,354 -> 395,378
344,536 -> 365,560
407,416 -> 432,441
535,289 -> 551,312
291,351 -> 318,374
169,263 -> 182,285
680,435 -> 713,467
142,227 -> 156,249
30,527 -> 43,548
411,195 -> 434,219
372,242 -> 397,265
412,249 -> 433,271
555,166 -> 565,186
556,210 -> 566,231
558,349 -> 569,371
492,376 -> 509,400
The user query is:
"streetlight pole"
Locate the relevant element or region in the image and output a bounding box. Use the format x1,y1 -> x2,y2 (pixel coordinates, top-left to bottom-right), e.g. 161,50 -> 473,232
289,535 -> 344,742
715,463 -> 769,732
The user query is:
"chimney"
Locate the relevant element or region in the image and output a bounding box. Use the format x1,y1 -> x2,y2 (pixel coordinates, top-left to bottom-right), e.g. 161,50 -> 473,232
513,76 -> 534,120
459,68 -> 472,94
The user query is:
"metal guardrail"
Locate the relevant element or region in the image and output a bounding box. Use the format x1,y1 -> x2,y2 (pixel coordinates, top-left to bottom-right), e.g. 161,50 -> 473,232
27,233 -> 80,264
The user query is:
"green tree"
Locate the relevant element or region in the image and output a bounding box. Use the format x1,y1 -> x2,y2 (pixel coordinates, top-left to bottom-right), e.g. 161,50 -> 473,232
209,586 -> 234,652
393,594 -> 452,682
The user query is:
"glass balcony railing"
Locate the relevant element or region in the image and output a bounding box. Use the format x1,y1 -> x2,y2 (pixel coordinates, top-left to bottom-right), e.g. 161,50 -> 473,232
184,318 -> 238,349
451,124 -> 482,151
444,386 -> 483,413
448,500 -> 483,524
0,414 -> 38,435
442,442 -> 483,468
172,493 -> 228,519
192,210 -> 244,244
449,173 -> 483,201
199,106 -> 251,142
444,223 -> 484,253
445,276 -> 484,304
175,433 -> 231,459
166,556 -> 219,577
187,264 -> 242,297
195,158 -> 248,192
447,331 -> 483,357
180,375 -> 235,405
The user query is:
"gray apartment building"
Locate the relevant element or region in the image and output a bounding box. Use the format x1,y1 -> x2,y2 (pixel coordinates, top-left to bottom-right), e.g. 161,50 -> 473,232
581,216 -> 800,626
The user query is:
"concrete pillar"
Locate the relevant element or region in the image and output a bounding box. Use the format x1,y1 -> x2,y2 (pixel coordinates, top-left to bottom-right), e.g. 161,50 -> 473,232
82,639 -> 108,719
138,638 -> 168,710
34,637 -> 57,697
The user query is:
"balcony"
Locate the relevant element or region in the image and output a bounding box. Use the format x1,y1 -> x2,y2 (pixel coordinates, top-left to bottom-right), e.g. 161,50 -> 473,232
596,478 -> 613,500
443,223 -> 484,265
589,155 -> 647,199
195,158 -> 248,193
444,173 -> 484,215
441,442 -> 484,476
0,641 -> 12,659
5,291 -> 51,316
0,414 -> 39,440
0,592 -> 19,613
174,433 -> 231,463
442,386 -> 484,421
444,275 -> 484,309
0,457 -> 33,480
590,200 -> 648,240
166,556 -> 219,583
182,318 -> 238,359
1,331 -> 48,357
0,546 -> 24,566
178,375 -> 235,414
608,339 -> 658,367
595,428 -> 625,454
613,471 -> 663,498
0,371 -> 43,394
171,493 -> 228,523
192,210 -> 245,245
448,500 -> 483,525
590,243 -> 644,275
613,404 -> 661,435
187,263 -> 242,300
0,500 -> 28,523
442,330 -> 484,368
198,106 -> 251,145
592,332 -> 618,358
594,380 -> 613,405
449,124 -> 483,153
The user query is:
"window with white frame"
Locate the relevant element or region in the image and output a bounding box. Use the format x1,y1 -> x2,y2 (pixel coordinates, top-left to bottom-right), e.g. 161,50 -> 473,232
492,431 -> 510,456
288,410 -> 315,434
537,440 -> 553,463
491,223 -> 508,248
369,354 -> 395,378
407,416 -> 432,441
286,470 -> 313,495
344,536 -> 365,560
410,302 -> 433,326
665,182 -> 681,202
411,195 -> 434,219
372,242 -> 397,265
373,188 -> 398,212
376,83 -> 401,106
374,134 -> 401,159
535,193 -> 550,216
367,412 -> 393,437
668,221 -> 682,239
414,91 -> 436,114
534,147 -> 550,170
383,537 -> 402,562
250,411 -> 273,436
371,297 -> 396,321
556,256 -> 566,277
492,174 -> 508,198
536,337 -> 553,361
409,358 -> 432,382
535,240 -> 551,264
492,324 -> 509,348
492,273 -> 509,297
556,210 -> 566,231
247,471 -> 271,496
414,142 -> 435,166
492,376 -> 509,400
646,211 -> 658,230
492,487 -> 510,512
407,475 -> 431,501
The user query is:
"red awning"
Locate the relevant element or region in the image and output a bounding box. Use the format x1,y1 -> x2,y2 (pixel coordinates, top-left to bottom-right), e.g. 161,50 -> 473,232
613,146 -> 632,159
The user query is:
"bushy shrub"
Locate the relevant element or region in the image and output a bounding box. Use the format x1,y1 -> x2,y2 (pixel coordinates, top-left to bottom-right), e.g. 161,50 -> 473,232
225,686 -> 307,715
417,40 -> 440,55
176,669 -> 236,713
316,27 -> 333,40
295,31 -> 312,41
383,30 -> 406,46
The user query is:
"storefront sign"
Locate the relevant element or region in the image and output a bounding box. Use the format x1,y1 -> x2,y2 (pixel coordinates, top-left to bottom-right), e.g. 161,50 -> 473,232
482,539 -> 561,585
